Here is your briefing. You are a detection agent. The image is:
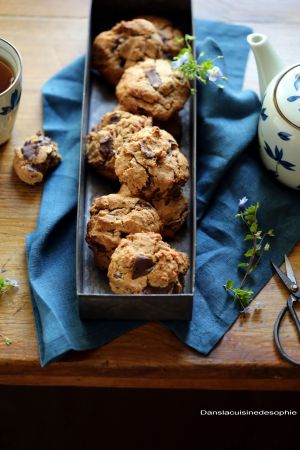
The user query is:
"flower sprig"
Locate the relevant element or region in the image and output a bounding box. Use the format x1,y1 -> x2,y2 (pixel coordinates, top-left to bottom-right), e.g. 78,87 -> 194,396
171,34 -> 228,93
224,197 -> 275,312
0,268 -> 18,345
0,277 -> 18,296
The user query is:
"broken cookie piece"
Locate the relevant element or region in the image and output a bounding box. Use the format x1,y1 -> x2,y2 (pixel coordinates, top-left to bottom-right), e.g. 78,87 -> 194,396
13,131 -> 62,185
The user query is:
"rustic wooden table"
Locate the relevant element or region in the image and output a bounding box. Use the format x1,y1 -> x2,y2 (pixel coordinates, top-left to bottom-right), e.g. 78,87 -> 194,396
0,0 -> 299,390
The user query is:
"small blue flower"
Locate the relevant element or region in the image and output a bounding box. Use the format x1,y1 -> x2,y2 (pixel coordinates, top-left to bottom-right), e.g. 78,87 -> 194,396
239,196 -> 248,207
171,51 -> 190,70
5,279 -> 19,287
207,66 -> 223,82
241,306 -> 251,315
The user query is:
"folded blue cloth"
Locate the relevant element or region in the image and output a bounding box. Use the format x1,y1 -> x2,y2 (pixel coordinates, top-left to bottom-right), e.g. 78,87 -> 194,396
26,19 -> 300,366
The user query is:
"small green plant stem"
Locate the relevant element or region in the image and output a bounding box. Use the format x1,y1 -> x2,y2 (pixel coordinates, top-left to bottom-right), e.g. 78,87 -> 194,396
239,235 -> 257,288
224,199 -> 274,312
0,334 -> 12,345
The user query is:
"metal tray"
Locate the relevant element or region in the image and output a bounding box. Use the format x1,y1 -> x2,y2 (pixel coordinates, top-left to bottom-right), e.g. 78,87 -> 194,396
76,0 -> 196,320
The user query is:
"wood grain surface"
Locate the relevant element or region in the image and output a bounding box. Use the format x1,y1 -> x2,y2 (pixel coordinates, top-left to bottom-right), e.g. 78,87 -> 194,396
0,0 -> 300,389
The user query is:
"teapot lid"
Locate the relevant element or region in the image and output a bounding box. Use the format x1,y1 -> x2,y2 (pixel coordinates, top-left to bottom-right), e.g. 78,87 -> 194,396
275,64 -> 300,129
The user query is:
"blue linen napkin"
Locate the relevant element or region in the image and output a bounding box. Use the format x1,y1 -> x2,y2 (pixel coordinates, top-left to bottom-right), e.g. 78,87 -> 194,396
26,19 -> 300,366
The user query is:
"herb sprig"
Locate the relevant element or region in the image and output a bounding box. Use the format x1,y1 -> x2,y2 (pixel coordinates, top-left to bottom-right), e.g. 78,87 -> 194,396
0,268 -> 18,345
224,197 -> 275,312
0,277 -> 18,296
171,34 -> 228,93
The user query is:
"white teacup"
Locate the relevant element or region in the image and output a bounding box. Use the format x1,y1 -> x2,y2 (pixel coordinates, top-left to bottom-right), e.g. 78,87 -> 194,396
0,38 -> 22,145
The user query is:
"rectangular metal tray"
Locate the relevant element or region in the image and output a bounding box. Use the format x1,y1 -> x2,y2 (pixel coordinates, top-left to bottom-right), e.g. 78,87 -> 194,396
76,0 -> 196,320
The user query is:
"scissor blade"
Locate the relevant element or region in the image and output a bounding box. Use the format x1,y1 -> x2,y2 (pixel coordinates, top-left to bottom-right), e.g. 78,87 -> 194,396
272,261 -> 295,291
285,255 -> 297,285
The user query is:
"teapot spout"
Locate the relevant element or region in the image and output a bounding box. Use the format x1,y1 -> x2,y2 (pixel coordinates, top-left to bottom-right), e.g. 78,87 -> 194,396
247,33 -> 285,99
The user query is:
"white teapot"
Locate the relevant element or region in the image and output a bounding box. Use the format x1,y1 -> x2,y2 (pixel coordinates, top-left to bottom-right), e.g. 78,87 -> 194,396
248,33 -> 300,190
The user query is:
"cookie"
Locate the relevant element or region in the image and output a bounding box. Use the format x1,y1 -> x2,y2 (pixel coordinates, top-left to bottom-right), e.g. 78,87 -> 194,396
85,193 -> 161,270
115,58 -> 190,121
92,18 -> 164,85
137,16 -> 183,58
13,131 -> 62,185
115,126 -> 189,201
86,110 -> 152,180
108,232 -> 189,294
152,188 -> 189,238
119,184 -> 189,239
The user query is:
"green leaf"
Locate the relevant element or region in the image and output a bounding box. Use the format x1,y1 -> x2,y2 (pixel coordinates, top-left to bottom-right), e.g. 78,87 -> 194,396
232,288 -> 254,307
4,337 -> 12,345
238,263 -> 249,268
185,34 -> 195,41
264,243 -> 270,251
244,248 -> 254,258
244,206 -> 256,215
224,280 -> 234,290
250,223 -> 257,233
244,214 -> 255,222
267,229 -> 275,236
244,234 -> 254,241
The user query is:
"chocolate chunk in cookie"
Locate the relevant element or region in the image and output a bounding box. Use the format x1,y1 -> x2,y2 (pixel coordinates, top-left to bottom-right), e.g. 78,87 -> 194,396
132,255 -> 155,279
108,232 -> 189,294
13,132 -> 62,185
146,68 -> 162,88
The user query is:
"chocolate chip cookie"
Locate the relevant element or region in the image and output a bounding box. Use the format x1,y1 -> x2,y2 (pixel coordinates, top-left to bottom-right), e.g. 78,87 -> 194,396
152,188 -> 189,239
13,131 -> 62,185
93,18 -> 164,85
86,110 -> 152,180
115,58 -> 190,121
115,126 -> 189,201
137,16 -> 183,58
118,184 -> 188,239
86,193 -> 161,270
108,232 -> 189,294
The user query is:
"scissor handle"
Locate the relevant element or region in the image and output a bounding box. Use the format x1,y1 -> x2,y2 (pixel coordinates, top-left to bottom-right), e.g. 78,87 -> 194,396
273,297 -> 300,367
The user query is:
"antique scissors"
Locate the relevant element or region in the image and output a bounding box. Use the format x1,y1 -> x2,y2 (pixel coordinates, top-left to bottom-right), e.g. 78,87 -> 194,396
272,255 -> 300,366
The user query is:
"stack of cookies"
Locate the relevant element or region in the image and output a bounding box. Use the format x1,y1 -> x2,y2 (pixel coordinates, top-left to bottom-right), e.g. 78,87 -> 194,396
85,17 -> 191,295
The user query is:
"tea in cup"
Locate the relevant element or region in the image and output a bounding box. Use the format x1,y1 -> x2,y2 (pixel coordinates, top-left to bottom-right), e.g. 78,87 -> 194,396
0,38 -> 22,145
